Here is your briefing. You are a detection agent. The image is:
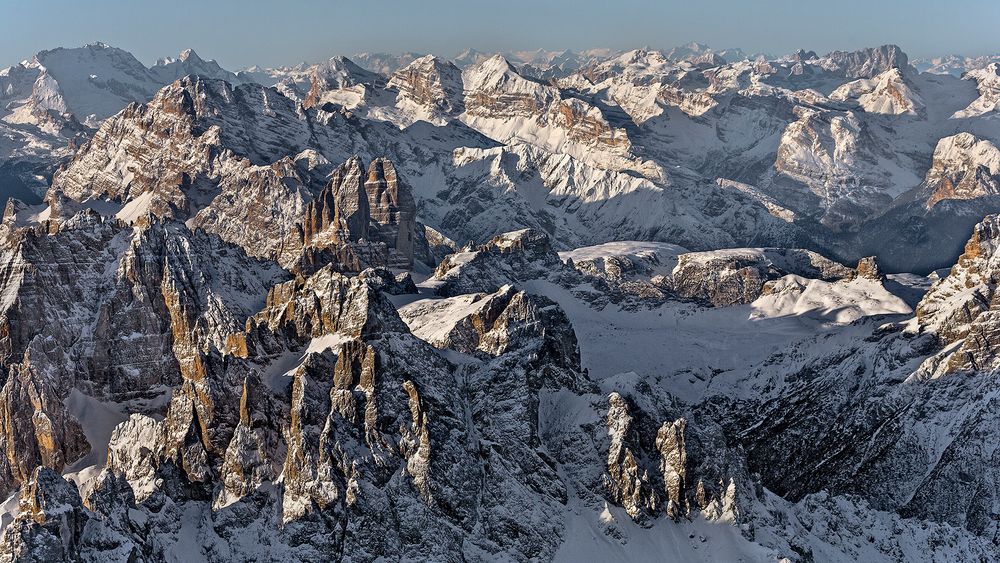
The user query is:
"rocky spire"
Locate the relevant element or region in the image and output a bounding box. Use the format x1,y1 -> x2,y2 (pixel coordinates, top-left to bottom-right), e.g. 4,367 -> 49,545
853,256 -> 884,281
302,157 -> 370,247
364,158 -> 416,268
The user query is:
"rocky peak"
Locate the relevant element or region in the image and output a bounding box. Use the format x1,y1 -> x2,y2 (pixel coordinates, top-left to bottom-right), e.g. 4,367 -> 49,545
400,284 -> 583,377
364,158 -> 417,268
243,264 -> 408,348
853,256 -> 884,280
790,49 -> 819,62
150,48 -> 242,84
388,55 -> 464,115
916,215 -> 1000,370
431,228 -> 566,296
0,467 -> 89,561
602,391 -> 750,526
863,68 -> 923,114
303,56 -> 386,108
826,44 -> 910,78
605,392 -> 661,521
923,133 -> 1000,206
293,156 -> 419,272
302,157 -> 370,247
831,67 -> 924,115
463,54 -> 524,91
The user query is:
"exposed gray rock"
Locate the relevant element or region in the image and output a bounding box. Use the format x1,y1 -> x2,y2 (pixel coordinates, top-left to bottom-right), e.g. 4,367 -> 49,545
671,248 -> 854,306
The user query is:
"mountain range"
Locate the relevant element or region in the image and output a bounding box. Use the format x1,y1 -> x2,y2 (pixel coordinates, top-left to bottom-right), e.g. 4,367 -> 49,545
1,39 -> 1000,561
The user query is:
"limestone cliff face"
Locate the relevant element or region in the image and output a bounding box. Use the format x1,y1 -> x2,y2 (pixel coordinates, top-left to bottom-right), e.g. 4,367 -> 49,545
0,210 -> 285,498
603,392 -> 753,528
280,156 -> 421,273
388,55 -> 464,121
915,215 -> 1000,373
922,133 -> 1000,207
365,158 -> 417,268
301,157 -> 370,248
0,468 -> 90,562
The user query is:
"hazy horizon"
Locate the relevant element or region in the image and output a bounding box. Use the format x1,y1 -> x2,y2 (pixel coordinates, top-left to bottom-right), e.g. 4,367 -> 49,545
3,0 -> 999,70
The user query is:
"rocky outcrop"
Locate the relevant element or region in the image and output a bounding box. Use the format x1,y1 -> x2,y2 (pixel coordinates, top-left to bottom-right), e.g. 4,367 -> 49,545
286,156 -> 419,273
0,468 -> 89,563
916,215 -> 1000,341
854,257 -> 882,281
657,418 -> 688,520
914,215 -> 1000,373
605,393 -> 660,521
356,267 -> 418,295
0,358 -> 89,496
922,133 -> 1000,207
431,228 -> 567,296
400,284 -> 582,371
301,156 -> 371,247
602,392 -> 754,528
671,248 -> 853,306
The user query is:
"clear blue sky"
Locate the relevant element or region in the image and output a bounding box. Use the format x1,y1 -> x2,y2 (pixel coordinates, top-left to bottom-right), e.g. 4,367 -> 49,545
3,0 -> 999,69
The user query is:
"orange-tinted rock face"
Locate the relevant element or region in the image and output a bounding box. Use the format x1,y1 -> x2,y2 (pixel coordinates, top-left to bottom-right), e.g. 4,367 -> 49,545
923,134 -> 1000,207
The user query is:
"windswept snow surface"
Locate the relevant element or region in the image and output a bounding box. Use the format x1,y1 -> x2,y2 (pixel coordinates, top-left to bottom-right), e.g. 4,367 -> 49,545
62,390 -> 130,497
401,254 -> 919,406
520,279 -> 846,403
749,275 -> 911,323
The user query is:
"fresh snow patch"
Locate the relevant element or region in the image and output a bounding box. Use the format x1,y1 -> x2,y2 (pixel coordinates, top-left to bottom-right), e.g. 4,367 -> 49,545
559,241 -> 688,276
750,276 -> 912,323
62,389 -> 129,498
262,332 -> 353,390
114,191 -> 154,224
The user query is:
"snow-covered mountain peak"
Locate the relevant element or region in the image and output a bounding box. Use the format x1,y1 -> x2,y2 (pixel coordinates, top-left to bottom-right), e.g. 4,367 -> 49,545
314,56 -> 385,85
463,54 -> 524,90
952,62 -> 1000,118
150,48 -> 241,85
921,133 -> 1000,206
302,55 -> 387,109
387,55 -> 464,121
831,67 -> 925,115
29,43 -> 160,122
453,48 -> 494,69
